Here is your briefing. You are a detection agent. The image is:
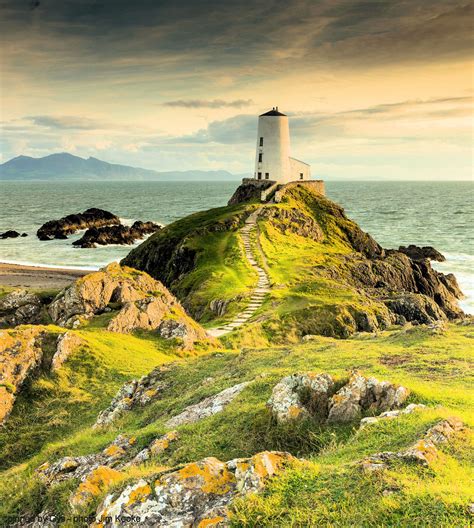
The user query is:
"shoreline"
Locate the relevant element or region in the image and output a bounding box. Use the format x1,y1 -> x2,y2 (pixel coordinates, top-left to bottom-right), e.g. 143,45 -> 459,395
0,261 -> 92,290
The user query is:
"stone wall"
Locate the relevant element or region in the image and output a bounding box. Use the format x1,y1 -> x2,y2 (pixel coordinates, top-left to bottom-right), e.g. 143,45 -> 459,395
274,180 -> 325,203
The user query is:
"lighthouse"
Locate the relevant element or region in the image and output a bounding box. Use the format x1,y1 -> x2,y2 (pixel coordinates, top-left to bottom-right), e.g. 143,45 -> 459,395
254,107 -> 310,184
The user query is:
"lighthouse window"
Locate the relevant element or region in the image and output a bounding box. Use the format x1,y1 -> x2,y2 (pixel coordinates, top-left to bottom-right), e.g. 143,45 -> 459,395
259,137 -> 263,146
300,173 -> 304,180
265,173 -> 269,179
257,172 -> 262,179
258,153 -> 263,163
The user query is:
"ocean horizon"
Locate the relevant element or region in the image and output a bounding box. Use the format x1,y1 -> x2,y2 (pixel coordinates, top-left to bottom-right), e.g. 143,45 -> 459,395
1,179 -> 473,313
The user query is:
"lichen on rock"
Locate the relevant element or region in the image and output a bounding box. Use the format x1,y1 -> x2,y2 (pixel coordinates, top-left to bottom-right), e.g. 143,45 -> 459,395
93,451 -> 294,527
268,370 -> 409,425
361,417 -> 465,472
165,381 -> 250,428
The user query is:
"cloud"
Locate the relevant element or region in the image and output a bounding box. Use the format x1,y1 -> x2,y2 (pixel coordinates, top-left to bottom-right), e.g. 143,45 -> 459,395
162,99 -> 253,109
25,115 -> 112,130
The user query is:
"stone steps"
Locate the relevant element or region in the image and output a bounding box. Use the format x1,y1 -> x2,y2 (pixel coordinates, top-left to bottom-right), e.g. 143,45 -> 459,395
208,207 -> 271,338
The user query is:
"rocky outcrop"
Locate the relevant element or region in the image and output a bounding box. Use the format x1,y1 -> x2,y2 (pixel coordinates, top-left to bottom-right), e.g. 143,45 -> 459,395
398,245 -> 446,262
0,289 -> 43,327
0,327 -> 44,424
327,372 -> 409,423
165,381 -> 250,428
227,178 -> 275,206
0,230 -> 27,239
268,371 -> 409,424
48,263 -> 211,348
73,221 -> 161,248
37,208 -> 120,240
123,184 -> 464,336
361,417 -> 465,472
51,332 -> 83,371
93,451 -> 294,527
267,373 -> 334,423
94,366 -> 170,427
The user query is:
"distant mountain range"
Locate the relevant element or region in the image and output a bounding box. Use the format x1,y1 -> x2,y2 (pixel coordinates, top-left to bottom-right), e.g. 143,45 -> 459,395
0,153 -> 244,181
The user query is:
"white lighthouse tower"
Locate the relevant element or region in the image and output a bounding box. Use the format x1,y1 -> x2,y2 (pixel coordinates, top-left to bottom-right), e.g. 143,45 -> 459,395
254,107 -> 310,184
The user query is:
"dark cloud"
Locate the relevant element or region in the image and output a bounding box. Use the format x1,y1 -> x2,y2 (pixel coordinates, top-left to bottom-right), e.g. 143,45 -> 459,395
162,99 -> 253,109
1,0 -> 472,83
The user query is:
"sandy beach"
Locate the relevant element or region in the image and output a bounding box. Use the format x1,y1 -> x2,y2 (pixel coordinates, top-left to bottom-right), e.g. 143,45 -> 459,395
0,262 -> 90,290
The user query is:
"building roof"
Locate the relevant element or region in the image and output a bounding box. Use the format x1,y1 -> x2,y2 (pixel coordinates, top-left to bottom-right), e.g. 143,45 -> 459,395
260,108 -> 286,117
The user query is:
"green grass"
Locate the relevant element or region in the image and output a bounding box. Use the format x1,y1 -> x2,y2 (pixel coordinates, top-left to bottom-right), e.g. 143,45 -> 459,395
0,321 -> 472,526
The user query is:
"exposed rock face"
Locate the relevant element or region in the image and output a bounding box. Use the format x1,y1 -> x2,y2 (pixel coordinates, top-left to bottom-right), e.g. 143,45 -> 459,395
268,371 -> 409,424
94,366 -> 170,427
94,451 -> 294,528
37,208 -> 120,240
361,417 -> 465,472
48,263 -> 210,348
0,230 -> 27,239
227,178 -> 275,206
166,381 -> 250,428
73,221 -> 161,248
0,289 -> 43,327
383,293 -> 446,325
0,327 -> 44,424
398,245 -> 446,262
51,332 -> 83,371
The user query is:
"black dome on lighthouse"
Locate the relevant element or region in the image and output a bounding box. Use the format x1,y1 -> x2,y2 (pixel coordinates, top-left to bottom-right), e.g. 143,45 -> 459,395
260,107 -> 286,116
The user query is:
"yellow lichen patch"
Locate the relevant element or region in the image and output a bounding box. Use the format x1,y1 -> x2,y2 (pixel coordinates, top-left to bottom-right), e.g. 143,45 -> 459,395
150,431 -> 179,455
70,466 -> 123,508
177,458 -> 236,495
103,444 -> 125,458
288,405 -> 303,419
126,483 -> 152,506
411,440 -> 439,463
251,452 -> 293,482
235,461 -> 250,474
197,516 -> 226,527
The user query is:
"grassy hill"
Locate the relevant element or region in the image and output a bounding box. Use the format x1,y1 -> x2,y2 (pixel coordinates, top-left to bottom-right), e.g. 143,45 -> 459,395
0,320 -> 472,526
0,185 -> 472,526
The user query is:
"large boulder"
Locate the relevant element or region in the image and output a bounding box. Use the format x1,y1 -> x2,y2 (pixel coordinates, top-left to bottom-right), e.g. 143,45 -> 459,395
48,263 -> 211,348
268,371 -> 409,425
398,245 -> 446,262
37,208 -> 120,240
93,451 -> 294,527
0,327 -> 44,424
0,289 -> 43,328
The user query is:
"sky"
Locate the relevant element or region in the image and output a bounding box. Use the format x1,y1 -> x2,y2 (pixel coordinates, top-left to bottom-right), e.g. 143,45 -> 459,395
0,0 -> 473,180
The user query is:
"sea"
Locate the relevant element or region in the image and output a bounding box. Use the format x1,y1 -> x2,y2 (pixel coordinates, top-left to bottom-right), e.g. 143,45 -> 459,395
0,180 -> 473,314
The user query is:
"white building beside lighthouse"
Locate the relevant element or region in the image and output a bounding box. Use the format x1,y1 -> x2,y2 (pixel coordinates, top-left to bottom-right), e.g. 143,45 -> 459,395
254,107 -> 310,184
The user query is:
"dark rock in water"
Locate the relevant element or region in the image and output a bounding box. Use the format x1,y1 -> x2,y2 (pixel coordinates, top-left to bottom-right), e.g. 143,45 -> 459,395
21,233 -> 28,237
72,221 -> 160,248
0,230 -> 21,239
397,245 -> 446,262
228,178 -> 275,205
37,208 -> 120,240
